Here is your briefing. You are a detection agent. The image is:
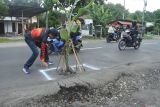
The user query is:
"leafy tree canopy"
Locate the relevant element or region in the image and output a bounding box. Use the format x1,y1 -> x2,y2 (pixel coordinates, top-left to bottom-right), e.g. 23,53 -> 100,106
0,1 -> 8,17
105,3 -> 128,20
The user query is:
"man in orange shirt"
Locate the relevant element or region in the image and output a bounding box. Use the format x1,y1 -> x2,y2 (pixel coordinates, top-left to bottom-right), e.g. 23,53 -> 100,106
23,28 -> 59,74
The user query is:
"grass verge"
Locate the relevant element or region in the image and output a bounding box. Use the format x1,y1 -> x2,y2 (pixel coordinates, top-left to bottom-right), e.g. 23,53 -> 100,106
0,37 -> 23,43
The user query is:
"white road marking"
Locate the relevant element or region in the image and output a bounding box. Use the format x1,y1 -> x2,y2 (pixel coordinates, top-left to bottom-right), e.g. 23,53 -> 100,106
40,65 -> 80,72
83,64 -> 101,70
39,64 -> 101,80
143,42 -> 158,45
40,67 -> 57,72
39,70 -> 54,81
102,66 -> 110,69
40,64 -> 101,72
81,47 -> 103,51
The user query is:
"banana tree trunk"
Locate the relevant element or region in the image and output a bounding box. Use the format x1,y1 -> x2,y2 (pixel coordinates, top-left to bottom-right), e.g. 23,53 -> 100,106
64,45 -> 70,72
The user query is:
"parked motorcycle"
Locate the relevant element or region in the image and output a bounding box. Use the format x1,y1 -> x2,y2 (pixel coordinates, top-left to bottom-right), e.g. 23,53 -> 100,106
69,32 -> 83,53
47,32 -> 82,55
118,30 -> 142,51
106,30 -> 121,43
47,37 -> 65,55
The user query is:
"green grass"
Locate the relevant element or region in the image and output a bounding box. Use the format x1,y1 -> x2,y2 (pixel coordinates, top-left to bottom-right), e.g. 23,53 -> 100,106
0,37 -> 23,43
143,34 -> 154,40
142,32 -> 160,40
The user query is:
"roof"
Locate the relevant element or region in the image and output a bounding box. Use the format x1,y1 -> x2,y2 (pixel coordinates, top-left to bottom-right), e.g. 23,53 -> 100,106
7,4 -> 47,17
111,21 -> 132,26
2,0 -> 47,17
117,21 -> 132,25
109,20 -> 142,26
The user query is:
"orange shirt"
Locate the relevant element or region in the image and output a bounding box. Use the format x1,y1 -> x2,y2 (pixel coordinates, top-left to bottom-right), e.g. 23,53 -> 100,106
31,28 -> 47,62
31,28 -> 43,38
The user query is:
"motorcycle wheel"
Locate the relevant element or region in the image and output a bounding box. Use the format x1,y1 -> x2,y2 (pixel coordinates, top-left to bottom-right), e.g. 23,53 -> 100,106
106,37 -> 111,43
76,41 -> 82,52
118,39 -> 126,51
116,35 -> 121,42
48,49 -> 52,55
134,41 -> 140,49
47,43 -> 53,55
69,42 -> 82,54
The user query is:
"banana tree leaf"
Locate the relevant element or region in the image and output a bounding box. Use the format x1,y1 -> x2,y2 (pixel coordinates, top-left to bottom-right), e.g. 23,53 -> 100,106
71,24 -> 79,33
66,21 -> 73,32
66,21 -> 79,33
60,28 -> 69,41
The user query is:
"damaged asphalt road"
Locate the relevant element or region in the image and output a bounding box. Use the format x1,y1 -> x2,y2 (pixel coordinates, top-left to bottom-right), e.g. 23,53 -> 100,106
4,61 -> 160,107
0,40 -> 160,107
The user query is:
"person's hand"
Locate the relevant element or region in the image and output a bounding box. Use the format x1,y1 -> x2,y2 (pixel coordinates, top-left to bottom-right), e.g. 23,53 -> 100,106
41,61 -> 48,68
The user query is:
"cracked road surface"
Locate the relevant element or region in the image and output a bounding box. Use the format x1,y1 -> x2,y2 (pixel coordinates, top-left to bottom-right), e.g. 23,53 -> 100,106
0,40 -> 160,106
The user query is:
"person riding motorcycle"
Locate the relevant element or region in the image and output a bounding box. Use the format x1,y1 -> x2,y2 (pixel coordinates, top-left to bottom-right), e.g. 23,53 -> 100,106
123,22 -> 138,46
108,24 -> 116,39
130,21 -> 139,46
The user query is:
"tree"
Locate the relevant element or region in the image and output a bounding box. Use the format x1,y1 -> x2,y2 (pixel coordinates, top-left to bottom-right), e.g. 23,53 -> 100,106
48,11 -> 64,27
105,3 -> 128,20
88,3 -> 112,37
74,0 -> 107,12
42,0 -> 94,73
144,11 -> 154,22
153,9 -> 160,35
127,11 -> 142,21
0,1 -> 8,17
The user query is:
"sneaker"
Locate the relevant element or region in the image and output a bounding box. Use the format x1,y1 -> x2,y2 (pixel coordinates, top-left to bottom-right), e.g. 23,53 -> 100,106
23,67 -> 30,74
47,61 -> 54,65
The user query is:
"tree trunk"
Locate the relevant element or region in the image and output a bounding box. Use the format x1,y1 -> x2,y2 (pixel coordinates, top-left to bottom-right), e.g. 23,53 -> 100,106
64,46 -> 70,72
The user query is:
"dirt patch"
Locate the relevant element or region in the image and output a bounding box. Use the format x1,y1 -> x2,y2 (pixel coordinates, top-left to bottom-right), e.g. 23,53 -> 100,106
5,68 -> 160,107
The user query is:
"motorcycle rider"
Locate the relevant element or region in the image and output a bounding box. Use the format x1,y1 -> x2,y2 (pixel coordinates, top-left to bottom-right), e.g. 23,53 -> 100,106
130,21 -> 138,46
108,24 -> 116,38
124,25 -> 132,40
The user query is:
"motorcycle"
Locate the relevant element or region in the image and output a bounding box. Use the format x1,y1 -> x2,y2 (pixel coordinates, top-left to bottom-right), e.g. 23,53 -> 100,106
47,37 -> 65,55
47,32 -> 82,55
118,30 -> 142,51
69,32 -> 83,53
106,30 -> 121,43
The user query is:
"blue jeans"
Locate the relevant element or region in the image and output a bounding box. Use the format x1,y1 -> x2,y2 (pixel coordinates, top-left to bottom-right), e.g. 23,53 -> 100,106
24,32 -> 39,68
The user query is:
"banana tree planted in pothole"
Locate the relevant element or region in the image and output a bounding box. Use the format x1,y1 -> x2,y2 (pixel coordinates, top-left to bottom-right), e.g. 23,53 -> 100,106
50,0 -> 94,73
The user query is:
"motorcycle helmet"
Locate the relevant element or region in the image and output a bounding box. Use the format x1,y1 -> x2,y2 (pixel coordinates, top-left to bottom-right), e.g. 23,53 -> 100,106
48,28 -> 59,35
125,29 -> 130,33
47,28 -> 60,37
125,29 -> 130,34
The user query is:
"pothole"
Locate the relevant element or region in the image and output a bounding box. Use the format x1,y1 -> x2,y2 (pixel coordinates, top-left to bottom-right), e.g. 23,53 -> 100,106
7,69 -> 160,107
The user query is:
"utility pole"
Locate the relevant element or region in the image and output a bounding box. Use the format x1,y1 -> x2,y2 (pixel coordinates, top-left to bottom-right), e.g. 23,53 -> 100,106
46,11 -> 49,29
123,0 -> 125,20
22,10 -> 24,36
142,0 -> 147,36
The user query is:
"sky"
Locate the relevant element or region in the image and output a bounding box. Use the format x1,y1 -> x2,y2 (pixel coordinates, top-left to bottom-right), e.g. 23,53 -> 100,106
105,0 -> 160,13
